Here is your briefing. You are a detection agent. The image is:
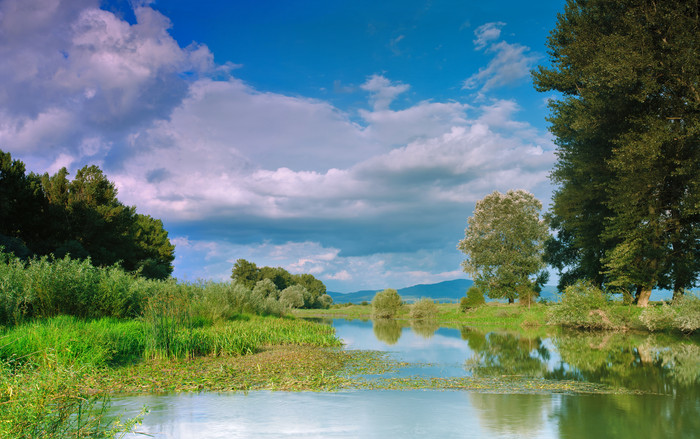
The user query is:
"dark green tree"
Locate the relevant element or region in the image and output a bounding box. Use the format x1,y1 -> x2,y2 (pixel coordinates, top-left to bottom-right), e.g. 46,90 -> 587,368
533,0 -> 700,305
231,259 -> 261,289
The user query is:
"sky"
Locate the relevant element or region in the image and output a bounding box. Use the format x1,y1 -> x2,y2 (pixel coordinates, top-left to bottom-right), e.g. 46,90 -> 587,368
0,0 -> 565,292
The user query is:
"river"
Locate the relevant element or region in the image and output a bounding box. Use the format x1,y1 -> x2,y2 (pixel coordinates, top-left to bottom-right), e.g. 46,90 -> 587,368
111,318 -> 700,438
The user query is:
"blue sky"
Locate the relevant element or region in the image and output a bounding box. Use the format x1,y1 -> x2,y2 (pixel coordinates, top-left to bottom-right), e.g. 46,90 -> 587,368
0,0 -> 564,292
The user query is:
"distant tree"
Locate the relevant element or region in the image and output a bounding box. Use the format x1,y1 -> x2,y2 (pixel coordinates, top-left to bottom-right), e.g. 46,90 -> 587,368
458,190 -> 549,304
460,286 -> 486,311
372,288 -> 402,319
231,259 -> 261,289
253,278 -> 279,300
259,266 -> 294,291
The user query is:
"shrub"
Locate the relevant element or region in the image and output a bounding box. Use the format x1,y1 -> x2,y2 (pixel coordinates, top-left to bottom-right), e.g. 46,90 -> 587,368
673,294 -> 700,333
409,298 -> 438,320
460,286 -> 485,311
318,294 -> 333,309
280,285 -> 306,309
548,280 -> 622,330
372,288 -> 402,319
641,294 -> 700,334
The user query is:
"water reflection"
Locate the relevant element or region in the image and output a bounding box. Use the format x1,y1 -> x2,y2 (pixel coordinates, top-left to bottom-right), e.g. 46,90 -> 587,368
372,319 -> 402,345
110,319 -> 699,438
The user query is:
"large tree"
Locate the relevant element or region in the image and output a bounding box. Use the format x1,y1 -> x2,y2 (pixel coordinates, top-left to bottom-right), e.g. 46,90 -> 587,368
458,190 -> 550,304
533,0 -> 700,305
0,150 -> 175,278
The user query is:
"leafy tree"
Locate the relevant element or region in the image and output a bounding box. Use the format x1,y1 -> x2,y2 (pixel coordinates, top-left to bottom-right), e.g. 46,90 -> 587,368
280,285 -> 306,309
231,259 -> 261,289
371,288 -> 402,318
458,190 -> 549,303
409,298 -> 438,320
460,286 -> 486,311
533,0 -> 700,305
0,150 -> 174,278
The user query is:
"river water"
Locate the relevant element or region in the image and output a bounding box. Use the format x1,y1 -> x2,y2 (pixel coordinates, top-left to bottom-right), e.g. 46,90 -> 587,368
112,319 -> 700,438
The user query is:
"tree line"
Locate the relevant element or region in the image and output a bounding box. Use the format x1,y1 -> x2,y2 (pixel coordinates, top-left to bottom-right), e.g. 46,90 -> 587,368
0,150 -> 174,279
231,258 -> 332,309
460,0 -> 700,307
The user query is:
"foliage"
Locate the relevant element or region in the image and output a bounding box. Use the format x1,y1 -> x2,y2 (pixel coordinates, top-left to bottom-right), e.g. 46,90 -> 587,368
460,286 -> 486,311
533,0 -> 700,302
371,288 -> 403,319
0,361 -> 143,439
280,285 -> 306,309
548,281 -> 624,330
409,298 -> 438,320
639,294 -> 700,334
231,259 -> 328,308
458,190 -> 550,303
0,150 -> 175,278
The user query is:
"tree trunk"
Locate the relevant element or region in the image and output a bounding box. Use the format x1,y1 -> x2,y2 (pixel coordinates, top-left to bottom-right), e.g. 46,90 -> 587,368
508,297 -> 514,304
637,285 -> 652,307
633,285 -> 643,305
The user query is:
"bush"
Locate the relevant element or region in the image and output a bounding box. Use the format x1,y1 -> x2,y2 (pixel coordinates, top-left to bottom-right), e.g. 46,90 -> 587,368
409,298 -> 438,320
460,286 -> 485,311
372,288 -> 402,319
640,294 -> 700,334
548,280 -> 622,330
280,285 -> 306,309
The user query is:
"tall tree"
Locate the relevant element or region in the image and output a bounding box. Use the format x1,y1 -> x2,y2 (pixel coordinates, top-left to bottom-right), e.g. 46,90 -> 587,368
533,0 -> 700,305
458,190 -> 550,304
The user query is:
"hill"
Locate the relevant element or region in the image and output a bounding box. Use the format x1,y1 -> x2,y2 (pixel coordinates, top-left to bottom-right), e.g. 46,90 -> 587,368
328,280 -> 561,304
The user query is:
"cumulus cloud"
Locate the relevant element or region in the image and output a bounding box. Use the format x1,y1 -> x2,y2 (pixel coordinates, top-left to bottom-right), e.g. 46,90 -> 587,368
464,22 -> 539,92
0,0 -> 212,167
0,2 -> 555,291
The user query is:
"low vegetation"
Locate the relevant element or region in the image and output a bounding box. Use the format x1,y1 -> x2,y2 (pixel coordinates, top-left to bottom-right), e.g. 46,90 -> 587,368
0,250 -> 339,437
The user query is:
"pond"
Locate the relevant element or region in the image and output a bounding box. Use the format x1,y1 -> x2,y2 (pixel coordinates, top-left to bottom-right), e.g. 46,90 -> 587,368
112,319 -> 700,438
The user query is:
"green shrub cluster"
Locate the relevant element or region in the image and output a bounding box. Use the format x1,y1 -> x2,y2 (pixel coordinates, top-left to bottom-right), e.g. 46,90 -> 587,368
371,289 -> 403,319
409,298 -> 438,320
639,294 -> 700,334
548,280 -> 624,330
460,286 -> 486,311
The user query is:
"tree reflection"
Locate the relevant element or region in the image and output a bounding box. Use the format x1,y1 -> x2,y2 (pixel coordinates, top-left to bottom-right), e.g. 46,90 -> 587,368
410,320 -> 439,339
468,393 -> 551,436
460,327 -> 700,399
372,319 -> 402,345
461,328 -> 551,378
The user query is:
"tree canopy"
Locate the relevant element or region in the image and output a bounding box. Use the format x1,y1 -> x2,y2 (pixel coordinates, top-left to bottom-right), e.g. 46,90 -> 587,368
231,258 -> 329,308
458,190 -> 549,304
533,0 -> 700,305
0,149 -> 174,279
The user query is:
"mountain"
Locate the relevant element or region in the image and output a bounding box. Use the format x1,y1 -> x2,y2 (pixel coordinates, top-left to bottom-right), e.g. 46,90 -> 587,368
328,279 -> 561,304
328,279 -> 474,304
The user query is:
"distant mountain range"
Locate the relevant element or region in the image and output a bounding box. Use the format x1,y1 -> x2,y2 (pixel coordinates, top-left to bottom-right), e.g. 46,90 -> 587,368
328,279 -> 559,304
328,280 -> 680,304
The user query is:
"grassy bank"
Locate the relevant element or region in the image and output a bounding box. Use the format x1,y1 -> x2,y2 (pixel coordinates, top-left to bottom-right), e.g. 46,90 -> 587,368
0,315 -> 344,438
294,300 -> 691,333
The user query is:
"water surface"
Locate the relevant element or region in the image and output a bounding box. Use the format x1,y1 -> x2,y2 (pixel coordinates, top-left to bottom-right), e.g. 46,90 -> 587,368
113,318 -> 700,438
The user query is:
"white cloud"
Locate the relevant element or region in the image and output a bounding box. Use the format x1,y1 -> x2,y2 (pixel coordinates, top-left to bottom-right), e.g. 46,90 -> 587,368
464,23 -> 539,92
473,22 -> 505,50
361,74 -> 410,111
